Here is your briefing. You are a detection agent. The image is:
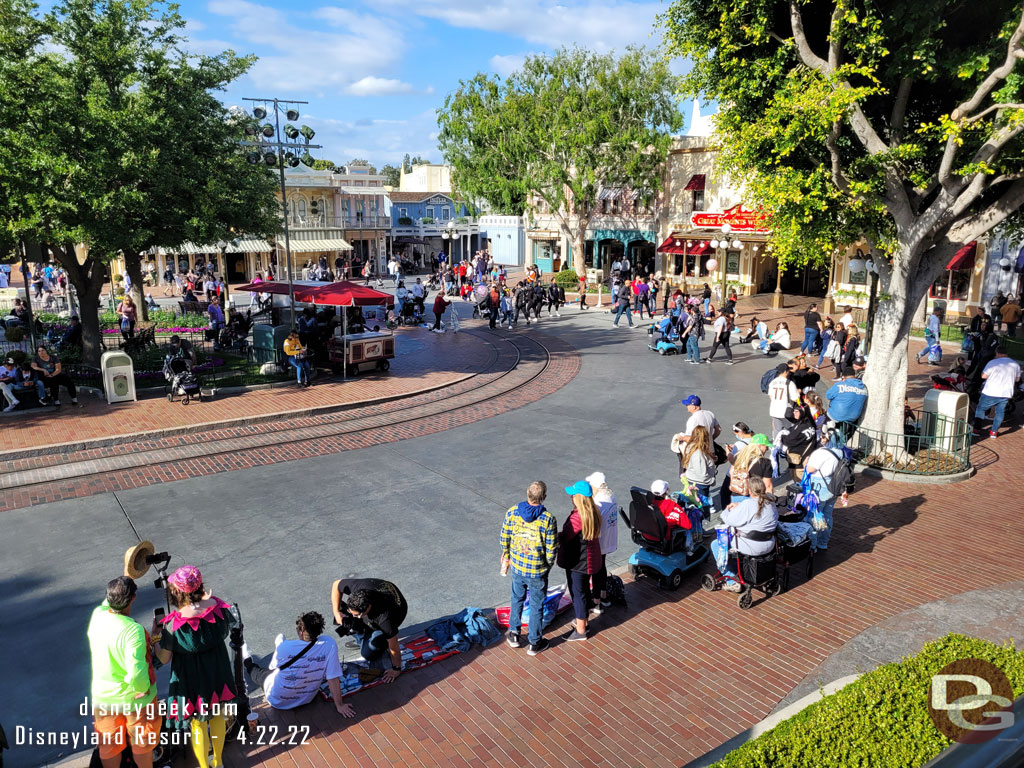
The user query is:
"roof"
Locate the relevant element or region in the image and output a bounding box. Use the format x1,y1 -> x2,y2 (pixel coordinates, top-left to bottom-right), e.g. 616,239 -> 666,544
338,186 -> 389,195
388,191 -> 451,203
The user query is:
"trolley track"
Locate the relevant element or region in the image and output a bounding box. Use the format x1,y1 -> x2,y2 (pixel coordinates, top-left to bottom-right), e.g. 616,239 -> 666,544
0,329 -> 574,506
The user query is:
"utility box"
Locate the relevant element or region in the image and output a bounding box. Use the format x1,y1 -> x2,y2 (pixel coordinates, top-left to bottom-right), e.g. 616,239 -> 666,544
922,389 -> 969,452
586,267 -> 603,284
100,351 -> 136,404
252,324 -> 291,365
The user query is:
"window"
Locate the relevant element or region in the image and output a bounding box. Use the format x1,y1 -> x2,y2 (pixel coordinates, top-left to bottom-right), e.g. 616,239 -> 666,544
426,206 -> 434,219
726,250 -> 740,275
931,269 -> 971,301
441,207 -> 451,221
399,207 -> 408,218
601,198 -> 612,214
692,190 -> 705,211
297,199 -> 307,220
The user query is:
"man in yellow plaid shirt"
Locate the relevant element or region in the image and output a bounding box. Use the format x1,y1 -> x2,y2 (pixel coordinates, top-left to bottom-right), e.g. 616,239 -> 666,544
500,481 -> 558,656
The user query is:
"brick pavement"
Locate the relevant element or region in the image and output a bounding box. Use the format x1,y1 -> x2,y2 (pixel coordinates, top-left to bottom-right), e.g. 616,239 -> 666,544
217,417 -> 1023,768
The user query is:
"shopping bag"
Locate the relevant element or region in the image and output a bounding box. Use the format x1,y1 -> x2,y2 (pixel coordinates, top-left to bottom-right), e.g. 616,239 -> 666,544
714,526 -> 732,570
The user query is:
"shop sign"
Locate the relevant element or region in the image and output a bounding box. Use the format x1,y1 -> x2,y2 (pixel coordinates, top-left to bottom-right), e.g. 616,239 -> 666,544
690,204 -> 770,234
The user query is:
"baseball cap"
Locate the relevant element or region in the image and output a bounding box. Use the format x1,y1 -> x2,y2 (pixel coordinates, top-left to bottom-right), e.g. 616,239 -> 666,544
650,479 -> 669,496
4,357 -> 14,365
681,395 -> 701,407
585,472 -> 606,488
750,433 -> 772,446
564,480 -> 593,497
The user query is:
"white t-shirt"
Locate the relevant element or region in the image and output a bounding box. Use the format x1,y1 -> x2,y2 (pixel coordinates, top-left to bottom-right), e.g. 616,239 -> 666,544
684,409 -> 719,438
263,635 -> 343,710
412,283 -> 424,298
981,357 -> 1021,398
713,316 -> 728,338
0,270 -> 8,288
839,313 -> 854,328
593,488 -> 618,555
806,447 -> 840,479
768,376 -> 799,418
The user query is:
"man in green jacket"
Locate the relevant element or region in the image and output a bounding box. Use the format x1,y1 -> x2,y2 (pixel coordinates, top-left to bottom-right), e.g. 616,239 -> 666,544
86,576 -> 160,768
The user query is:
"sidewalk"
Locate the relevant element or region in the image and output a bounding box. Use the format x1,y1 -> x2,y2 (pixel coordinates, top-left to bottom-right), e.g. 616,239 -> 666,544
225,397 -> 1024,767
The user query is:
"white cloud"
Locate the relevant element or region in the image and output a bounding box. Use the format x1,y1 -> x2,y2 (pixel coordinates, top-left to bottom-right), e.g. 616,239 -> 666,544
198,0 -> 405,94
489,52 -> 530,77
297,112 -> 443,166
346,76 -> 416,96
379,0 -> 662,52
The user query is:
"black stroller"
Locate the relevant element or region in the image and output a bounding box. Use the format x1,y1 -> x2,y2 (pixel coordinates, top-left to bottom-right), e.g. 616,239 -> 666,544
163,355 -> 202,405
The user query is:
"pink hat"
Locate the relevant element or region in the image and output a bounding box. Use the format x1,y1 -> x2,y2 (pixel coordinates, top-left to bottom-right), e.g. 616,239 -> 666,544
168,565 -> 203,593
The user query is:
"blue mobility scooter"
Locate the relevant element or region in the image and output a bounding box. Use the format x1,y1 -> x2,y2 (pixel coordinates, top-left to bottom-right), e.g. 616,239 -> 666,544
647,315 -> 683,355
619,487 -> 709,589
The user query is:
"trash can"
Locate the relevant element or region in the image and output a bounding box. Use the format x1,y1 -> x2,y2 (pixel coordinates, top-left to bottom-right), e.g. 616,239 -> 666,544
251,324 -> 290,366
100,351 -> 136,404
922,389 -> 968,452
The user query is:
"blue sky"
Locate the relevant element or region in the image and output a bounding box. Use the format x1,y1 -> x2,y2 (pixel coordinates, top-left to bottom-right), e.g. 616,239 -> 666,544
176,0 -> 693,168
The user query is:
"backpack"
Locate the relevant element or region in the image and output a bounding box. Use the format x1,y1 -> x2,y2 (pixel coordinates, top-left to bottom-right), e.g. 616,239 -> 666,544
605,574 -> 627,607
825,447 -> 856,497
760,367 -> 778,394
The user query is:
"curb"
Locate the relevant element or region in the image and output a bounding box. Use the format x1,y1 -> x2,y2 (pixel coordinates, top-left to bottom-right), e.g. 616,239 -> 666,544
681,674 -> 861,768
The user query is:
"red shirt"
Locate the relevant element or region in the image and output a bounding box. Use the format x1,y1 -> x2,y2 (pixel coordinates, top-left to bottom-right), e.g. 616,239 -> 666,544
655,497 -> 691,530
457,264 -> 467,276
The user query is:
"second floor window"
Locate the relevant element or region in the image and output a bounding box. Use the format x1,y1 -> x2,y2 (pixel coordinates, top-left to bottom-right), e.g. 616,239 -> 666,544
297,199 -> 307,220
441,207 -> 451,220
692,190 -> 705,211
426,206 -> 434,219
399,207 -> 408,218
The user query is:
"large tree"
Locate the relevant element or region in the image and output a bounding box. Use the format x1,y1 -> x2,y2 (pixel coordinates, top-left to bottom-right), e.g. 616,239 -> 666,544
0,0 -> 278,364
663,0 -> 1024,437
379,163 -> 401,187
437,47 -> 682,276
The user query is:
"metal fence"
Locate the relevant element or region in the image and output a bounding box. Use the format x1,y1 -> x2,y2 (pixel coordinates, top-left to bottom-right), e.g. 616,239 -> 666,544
851,409 -> 972,476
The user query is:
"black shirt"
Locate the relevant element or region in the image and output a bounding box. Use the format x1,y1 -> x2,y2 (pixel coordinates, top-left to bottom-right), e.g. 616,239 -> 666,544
804,310 -> 822,330
336,578 -> 407,639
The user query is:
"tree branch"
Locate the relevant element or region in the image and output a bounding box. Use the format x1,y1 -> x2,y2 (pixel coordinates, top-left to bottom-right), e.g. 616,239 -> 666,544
788,2 -> 829,75
947,178 -> 1024,243
964,103 -> 1024,123
826,121 -> 853,195
889,77 -> 913,143
953,6 -> 1024,119
827,2 -> 844,71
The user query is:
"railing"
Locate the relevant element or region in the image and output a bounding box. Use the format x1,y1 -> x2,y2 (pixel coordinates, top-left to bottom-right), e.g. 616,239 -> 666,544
287,215 -> 390,229
851,408 -> 972,476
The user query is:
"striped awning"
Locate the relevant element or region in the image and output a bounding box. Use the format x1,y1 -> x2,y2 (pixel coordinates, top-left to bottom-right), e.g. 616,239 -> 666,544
226,238 -> 272,253
152,242 -> 206,256
285,238 -> 353,252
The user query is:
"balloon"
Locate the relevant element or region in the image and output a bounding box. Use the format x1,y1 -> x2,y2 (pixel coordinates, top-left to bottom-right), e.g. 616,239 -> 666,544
706,258 -> 718,271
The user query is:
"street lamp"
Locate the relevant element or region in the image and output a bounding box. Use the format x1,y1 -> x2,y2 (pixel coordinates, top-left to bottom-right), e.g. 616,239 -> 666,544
441,220 -> 457,269
709,222 -> 733,305
242,97 -> 322,329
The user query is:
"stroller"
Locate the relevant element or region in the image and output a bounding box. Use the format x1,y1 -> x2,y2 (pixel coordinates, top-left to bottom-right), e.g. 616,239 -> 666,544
163,355 -> 202,405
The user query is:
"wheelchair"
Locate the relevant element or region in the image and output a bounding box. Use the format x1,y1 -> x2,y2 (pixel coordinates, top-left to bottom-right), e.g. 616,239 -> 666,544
619,487 -> 709,590
701,532 -> 781,609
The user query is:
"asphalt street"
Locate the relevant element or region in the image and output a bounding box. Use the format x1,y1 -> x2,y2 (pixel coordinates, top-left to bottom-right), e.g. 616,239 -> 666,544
1,304 -> 794,767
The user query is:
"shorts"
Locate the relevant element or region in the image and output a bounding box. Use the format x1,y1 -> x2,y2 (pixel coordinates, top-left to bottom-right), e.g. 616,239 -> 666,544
94,703 -> 161,760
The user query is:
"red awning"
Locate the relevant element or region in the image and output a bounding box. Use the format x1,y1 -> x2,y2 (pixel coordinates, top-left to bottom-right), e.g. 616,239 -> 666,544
684,174 -> 706,191
235,280 -> 294,295
689,241 -> 710,256
657,236 -> 686,254
294,280 -> 395,306
656,237 -> 711,255
946,241 -> 977,271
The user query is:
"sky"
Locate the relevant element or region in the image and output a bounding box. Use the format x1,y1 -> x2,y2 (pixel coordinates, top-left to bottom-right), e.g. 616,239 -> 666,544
174,0 -> 695,169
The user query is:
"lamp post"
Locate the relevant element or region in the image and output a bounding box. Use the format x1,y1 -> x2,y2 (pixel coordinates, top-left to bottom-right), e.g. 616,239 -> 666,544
441,220 -> 456,271
864,257 -> 880,354
709,223 -> 739,307
242,97 -> 322,330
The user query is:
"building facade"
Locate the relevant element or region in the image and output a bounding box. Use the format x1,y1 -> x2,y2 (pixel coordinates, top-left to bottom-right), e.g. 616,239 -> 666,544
479,215 -> 525,267
398,163 -> 452,194
390,192 -> 483,265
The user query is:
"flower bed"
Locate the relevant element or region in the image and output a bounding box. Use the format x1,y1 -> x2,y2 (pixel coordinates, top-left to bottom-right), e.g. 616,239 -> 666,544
709,633 -> 1024,768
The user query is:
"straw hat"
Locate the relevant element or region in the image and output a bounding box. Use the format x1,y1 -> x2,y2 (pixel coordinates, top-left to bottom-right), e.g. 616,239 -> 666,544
123,540 -> 155,579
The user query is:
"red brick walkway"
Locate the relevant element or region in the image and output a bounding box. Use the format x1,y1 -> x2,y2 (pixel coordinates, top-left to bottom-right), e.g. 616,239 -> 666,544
219,419 -> 1023,768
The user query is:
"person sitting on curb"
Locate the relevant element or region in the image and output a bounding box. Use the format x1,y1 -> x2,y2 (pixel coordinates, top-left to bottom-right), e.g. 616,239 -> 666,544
243,611 -> 353,718
0,357 -> 21,412
331,578 -> 407,683
500,481 -> 559,656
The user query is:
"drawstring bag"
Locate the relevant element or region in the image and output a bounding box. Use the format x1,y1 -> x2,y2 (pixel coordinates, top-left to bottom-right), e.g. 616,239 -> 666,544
714,526 -> 733,570
796,474 -> 827,531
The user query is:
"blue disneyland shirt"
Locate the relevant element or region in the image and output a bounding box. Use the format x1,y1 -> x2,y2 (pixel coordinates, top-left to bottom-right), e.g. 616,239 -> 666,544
826,379 -> 869,423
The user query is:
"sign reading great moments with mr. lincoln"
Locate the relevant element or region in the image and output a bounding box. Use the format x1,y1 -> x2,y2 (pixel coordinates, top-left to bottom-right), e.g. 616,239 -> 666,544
690,204 -> 770,234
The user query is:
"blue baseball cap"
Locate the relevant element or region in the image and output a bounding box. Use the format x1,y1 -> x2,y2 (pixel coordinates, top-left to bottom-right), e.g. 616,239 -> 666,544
681,395 -> 701,406
564,480 -> 593,497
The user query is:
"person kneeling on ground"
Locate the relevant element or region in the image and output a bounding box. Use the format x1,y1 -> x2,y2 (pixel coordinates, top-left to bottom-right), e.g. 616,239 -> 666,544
710,476 -> 778,592
331,578 -> 407,682
650,479 -> 695,554
243,611 -> 353,718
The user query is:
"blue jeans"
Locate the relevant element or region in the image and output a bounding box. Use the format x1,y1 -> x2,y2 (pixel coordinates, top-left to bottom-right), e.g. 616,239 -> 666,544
801,327 -> 819,354
15,380 -> 46,400
613,302 -> 633,326
975,393 -> 1010,433
508,571 -> 548,646
686,335 -> 700,362
710,539 -> 738,584
353,630 -> 390,664
703,298 -> 710,316
288,356 -> 311,383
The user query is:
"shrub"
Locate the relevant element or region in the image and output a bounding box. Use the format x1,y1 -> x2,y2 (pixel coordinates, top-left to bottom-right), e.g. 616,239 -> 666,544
421,217 -> 434,224
553,269 -> 580,288
711,633 -> 1024,768
4,326 -> 24,343
397,217 -> 413,226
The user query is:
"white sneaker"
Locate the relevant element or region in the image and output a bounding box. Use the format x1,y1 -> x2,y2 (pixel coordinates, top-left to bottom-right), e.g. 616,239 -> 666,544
3,402 -> 17,413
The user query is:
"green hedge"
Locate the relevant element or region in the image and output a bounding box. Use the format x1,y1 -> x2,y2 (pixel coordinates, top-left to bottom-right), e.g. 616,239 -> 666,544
711,634 -> 1024,768
553,268 -> 579,287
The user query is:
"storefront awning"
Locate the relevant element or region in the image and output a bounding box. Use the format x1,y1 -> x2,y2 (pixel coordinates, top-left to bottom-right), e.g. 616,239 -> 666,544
285,238 -> 353,252
226,238 -> 272,253
657,236 -> 686,254
656,236 -> 711,255
684,174 -> 706,191
598,187 -> 640,201
946,241 -> 977,270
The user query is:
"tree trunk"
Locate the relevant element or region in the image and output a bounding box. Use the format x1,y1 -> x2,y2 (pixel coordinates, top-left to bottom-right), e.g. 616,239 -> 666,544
123,252 -> 149,322
573,232 -> 586,277
76,282 -> 104,368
